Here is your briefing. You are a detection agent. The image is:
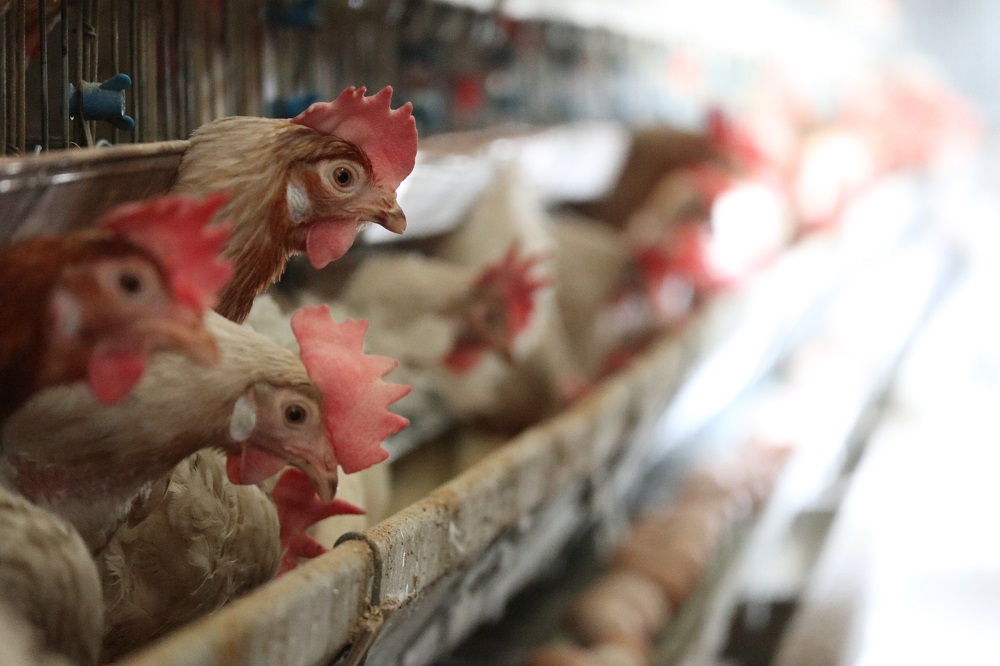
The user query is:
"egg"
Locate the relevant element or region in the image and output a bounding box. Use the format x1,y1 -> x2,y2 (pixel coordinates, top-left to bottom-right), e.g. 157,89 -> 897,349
565,585 -> 650,650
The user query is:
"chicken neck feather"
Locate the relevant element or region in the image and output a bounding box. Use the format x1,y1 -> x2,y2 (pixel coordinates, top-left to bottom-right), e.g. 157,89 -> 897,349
175,118 -> 366,323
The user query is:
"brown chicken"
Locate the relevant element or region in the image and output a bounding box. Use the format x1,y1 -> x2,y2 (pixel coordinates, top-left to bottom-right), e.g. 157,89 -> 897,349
173,86 -> 419,322
0,306 -> 408,553
569,126 -> 717,227
0,308 -> 408,552
0,194 -> 229,422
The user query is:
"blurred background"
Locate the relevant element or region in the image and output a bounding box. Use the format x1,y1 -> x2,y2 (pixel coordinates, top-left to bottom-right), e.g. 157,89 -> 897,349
2,1 -> 998,665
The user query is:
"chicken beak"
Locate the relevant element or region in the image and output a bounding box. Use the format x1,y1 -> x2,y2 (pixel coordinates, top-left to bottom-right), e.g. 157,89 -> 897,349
369,197 -> 407,235
135,307 -> 219,366
299,461 -> 338,503
282,433 -> 339,503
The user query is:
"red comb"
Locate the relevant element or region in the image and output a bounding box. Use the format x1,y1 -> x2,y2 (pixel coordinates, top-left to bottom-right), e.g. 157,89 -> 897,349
290,305 -> 411,474
271,467 -> 365,575
636,224 -> 730,297
291,86 -> 418,191
475,241 -> 552,336
97,193 -> 233,311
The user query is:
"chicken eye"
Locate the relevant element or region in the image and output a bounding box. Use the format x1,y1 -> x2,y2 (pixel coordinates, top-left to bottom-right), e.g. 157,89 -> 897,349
284,403 -> 308,425
333,167 -> 353,187
118,271 -> 144,296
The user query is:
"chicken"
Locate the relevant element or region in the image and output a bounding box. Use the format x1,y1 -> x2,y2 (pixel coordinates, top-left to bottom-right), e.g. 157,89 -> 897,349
96,304 -> 401,658
0,600 -> 74,666
550,162 -> 785,381
312,243 -> 549,425
431,163 -> 613,427
550,212 -> 635,378
429,161 -> 558,356
97,451 -> 364,661
0,194 -> 229,422
623,162 -> 788,319
0,306 -> 409,553
0,485 -> 102,665
172,86 -> 419,322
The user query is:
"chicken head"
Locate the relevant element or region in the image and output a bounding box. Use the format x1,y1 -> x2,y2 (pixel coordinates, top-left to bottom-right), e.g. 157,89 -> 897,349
174,86 -> 418,322
0,193 -> 231,419
289,85 -> 414,268
225,383 -> 340,502
46,242 -> 218,406
444,242 -> 552,374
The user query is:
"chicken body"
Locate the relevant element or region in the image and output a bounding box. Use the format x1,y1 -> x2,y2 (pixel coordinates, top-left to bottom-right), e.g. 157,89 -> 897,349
98,449 -> 280,662
0,311 -> 330,553
0,485 -> 102,665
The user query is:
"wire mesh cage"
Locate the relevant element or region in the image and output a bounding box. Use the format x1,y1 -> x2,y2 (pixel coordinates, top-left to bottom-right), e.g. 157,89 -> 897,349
0,0 -> 673,156
0,0 -> 265,155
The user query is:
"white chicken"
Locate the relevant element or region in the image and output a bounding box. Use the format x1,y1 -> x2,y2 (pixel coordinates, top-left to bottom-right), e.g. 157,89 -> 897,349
429,160 -> 556,355
428,161 -> 594,431
549,210 -> 634,379
242,241 -> 547,547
